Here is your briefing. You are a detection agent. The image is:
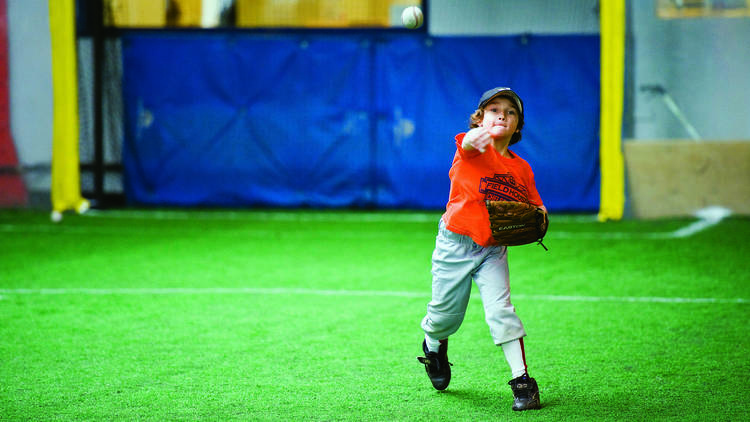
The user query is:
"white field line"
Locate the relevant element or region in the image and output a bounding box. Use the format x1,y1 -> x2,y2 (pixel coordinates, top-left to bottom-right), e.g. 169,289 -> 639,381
0,287 -> 426,298
670,206 -> 732,238
0,287 -> 746,304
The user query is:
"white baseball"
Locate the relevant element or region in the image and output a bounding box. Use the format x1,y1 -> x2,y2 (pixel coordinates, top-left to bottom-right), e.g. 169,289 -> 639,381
401,6 -> 424,29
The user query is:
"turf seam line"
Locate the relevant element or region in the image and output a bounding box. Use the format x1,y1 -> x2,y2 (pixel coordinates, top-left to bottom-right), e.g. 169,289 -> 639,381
0,224 -> 719,239
84,209 -> 603,223
2,207 -> 727,238
84,209 -> 444,223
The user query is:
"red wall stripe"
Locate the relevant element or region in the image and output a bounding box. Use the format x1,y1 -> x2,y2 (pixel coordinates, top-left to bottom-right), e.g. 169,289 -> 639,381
0,0 -> 28,206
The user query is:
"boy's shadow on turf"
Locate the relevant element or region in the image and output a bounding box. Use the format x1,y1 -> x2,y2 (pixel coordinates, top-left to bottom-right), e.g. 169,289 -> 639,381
437,388 -> 556,411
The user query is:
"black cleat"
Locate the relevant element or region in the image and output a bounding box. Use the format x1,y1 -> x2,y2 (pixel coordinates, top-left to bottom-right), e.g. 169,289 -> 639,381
417,339 -> 452,390
508,373 -> 541,411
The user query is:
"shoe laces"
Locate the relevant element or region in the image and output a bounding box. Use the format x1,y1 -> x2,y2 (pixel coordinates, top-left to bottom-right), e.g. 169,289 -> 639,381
509,374 -> 536,395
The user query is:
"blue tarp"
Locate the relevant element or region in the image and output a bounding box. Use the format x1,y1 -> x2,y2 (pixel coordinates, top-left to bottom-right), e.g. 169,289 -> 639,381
122,32 -> 599,211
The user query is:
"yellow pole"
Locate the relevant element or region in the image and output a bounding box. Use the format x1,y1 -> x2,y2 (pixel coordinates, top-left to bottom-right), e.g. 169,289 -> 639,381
49,0 -> 89,222
598,0 -> 626,221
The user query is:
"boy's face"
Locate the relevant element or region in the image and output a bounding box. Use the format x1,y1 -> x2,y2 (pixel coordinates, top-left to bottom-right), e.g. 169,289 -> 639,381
481,97 -> 520,137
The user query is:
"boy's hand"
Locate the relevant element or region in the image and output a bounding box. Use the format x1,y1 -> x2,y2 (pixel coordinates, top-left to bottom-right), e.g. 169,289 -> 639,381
462,127 -> 492,153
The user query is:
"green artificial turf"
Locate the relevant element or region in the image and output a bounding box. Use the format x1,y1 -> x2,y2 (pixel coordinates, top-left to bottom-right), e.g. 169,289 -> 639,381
1,209 -> 749,421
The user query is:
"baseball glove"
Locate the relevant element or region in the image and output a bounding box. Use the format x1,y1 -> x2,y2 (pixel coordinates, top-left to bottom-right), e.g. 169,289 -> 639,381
486,200 -> 549,250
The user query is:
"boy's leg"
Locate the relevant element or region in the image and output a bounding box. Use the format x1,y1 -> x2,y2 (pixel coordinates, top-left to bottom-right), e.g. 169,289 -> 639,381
418,221 -> 479,390
472,246 -> 526,345
474,246 -> 541,411
420,224 -> 476,342
500,338 -> 528,379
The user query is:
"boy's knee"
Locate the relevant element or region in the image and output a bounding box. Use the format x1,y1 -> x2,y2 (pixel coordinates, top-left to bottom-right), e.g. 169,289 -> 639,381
421,311 -> 465,339
484,304 -> 525,344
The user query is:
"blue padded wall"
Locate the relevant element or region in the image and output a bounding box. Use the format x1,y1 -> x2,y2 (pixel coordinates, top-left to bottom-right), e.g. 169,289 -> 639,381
122,32 -> 599,211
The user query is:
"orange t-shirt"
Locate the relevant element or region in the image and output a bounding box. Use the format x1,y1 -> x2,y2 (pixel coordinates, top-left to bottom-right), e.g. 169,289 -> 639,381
442,133 -> 543,247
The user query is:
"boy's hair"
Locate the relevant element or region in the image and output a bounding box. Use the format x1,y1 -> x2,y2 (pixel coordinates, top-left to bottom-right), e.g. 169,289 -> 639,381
469,96 -> 525,145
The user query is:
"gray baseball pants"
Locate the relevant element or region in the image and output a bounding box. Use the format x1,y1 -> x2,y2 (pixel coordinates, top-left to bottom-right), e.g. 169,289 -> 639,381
421,219 -> 526,345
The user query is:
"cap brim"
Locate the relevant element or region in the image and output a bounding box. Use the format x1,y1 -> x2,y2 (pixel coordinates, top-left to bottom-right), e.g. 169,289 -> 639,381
479,88 -> 523,115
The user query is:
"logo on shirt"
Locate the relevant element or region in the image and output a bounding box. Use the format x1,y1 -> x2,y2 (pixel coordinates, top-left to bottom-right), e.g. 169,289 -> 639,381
479,173 -> 529,202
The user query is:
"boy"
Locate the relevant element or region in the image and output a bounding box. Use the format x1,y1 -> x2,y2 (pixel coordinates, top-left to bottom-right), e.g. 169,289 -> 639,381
417,87 -> 546,411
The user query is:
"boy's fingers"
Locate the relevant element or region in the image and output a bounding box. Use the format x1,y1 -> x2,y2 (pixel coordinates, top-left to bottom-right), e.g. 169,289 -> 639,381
477,139 -> 487,153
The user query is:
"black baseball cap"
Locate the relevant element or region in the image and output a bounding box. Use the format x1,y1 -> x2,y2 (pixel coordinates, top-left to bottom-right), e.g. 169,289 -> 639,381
477,87 -> 524,117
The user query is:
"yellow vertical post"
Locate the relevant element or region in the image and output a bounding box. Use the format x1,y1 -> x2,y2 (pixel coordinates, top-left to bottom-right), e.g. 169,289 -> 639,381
49,0 -> 89,222
598,0 -> 626,221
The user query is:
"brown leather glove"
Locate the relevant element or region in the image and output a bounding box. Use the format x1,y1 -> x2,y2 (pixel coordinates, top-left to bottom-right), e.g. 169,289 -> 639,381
486,200 -> 549,250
